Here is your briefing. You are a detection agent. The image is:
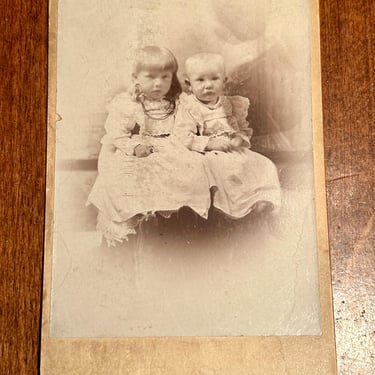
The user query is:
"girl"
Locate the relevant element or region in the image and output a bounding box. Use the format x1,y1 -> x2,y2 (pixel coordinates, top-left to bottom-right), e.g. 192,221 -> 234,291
174,52 -> 281,219
87,46 -> 211,246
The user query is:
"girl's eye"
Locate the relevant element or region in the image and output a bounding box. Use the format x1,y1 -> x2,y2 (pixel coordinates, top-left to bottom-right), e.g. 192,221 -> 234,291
197,78 -> 204,82
212,77 -> 219,80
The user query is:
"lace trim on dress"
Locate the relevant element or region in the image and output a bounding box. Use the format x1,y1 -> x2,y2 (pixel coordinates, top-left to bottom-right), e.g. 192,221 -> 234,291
227,95 -> 250,126
105,92 -> 176,137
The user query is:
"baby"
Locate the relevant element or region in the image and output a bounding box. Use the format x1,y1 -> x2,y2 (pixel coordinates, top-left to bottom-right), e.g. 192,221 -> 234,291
174,52 -> 281,218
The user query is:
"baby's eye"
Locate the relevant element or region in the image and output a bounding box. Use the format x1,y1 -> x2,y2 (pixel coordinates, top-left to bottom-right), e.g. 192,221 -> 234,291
197,78 -> 204,82
212,77 -> 219,80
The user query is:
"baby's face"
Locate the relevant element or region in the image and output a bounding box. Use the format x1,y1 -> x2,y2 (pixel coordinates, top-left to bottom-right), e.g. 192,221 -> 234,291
134,69 -> 173,100
186,63 -> 226,105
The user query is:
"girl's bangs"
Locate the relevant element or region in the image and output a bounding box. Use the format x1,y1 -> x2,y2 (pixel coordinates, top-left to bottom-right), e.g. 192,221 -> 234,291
134,51 -> 178,73
137,59 -> 177,73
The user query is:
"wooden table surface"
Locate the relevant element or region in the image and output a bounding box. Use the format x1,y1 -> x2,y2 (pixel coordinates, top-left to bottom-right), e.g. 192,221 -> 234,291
0,1 -> 374,374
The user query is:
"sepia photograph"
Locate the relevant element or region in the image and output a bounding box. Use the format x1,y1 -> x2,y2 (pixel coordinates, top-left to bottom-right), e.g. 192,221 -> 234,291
47,0 -> 322,339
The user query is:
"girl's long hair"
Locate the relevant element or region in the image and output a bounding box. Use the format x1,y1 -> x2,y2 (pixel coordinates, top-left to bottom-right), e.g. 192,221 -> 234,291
130,46 -> 182,101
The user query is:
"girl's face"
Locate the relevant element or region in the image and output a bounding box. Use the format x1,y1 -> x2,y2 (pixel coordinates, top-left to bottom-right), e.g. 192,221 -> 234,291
133,69 -> 173,100
186,63 -> 226,105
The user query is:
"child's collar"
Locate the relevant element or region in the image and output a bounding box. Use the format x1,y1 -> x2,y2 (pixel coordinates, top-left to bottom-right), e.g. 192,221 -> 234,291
192,95 -> 222,110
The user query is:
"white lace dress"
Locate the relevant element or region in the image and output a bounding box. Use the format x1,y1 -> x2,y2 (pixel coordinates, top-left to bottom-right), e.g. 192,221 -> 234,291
174,93 -> 281,218
87,92 -> 211,244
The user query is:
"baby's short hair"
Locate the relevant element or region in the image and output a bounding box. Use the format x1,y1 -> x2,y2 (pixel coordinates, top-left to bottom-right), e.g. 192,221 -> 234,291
185,53 -> 225,77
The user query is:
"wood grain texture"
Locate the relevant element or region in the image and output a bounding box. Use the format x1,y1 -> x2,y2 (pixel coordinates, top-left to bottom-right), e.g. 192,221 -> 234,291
320,0 -> 375,374
0,2 -> 48,375
0,1 -> 373,374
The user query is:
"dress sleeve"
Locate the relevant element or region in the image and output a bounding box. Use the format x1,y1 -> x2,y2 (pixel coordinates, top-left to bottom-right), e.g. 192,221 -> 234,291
230,96 -> 253,147
174,96 -> 211,153
101,93 -> 141,155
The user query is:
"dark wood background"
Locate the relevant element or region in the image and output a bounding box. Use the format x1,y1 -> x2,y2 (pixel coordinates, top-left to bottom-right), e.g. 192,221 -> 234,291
0,1 -> 373,374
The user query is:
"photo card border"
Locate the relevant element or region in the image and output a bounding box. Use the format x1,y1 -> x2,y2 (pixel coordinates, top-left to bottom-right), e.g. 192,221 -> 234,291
40,0 -> 337,373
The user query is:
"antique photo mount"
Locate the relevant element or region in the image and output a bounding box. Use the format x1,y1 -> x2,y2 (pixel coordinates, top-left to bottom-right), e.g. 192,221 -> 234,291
40,0 -> 337,373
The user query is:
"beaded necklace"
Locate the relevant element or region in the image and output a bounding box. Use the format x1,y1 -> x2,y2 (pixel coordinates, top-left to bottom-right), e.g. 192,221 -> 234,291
137,94 -> 175,120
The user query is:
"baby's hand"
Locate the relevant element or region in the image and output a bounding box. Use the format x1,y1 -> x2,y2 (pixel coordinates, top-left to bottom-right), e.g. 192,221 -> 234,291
134,144 -> 153,158
230,136 -> 244,149
206,137 -> 231,152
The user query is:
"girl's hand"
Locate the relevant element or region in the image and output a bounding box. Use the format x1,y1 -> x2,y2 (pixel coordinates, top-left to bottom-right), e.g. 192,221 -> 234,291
206,137 -> 232,152
134,144 -> 153,158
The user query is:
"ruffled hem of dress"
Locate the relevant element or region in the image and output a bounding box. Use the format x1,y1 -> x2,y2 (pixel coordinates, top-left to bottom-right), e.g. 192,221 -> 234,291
97,212 -> 139,247
211,189 -> 281,219
94,202 -> 210,246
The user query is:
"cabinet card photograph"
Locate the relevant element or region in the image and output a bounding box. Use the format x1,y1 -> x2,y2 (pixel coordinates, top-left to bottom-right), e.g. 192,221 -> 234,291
41,0 -> 337,373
